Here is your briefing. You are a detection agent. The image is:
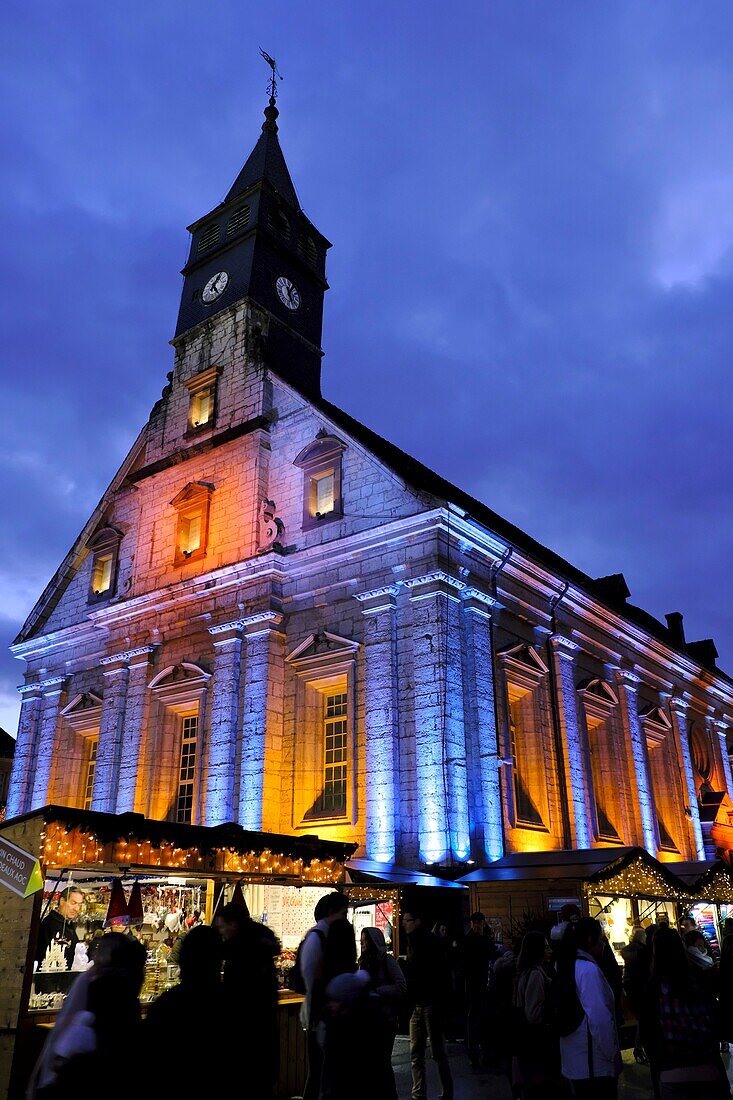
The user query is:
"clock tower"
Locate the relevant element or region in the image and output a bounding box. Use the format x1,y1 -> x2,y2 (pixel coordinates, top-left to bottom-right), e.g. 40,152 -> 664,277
174,97 -> 331,398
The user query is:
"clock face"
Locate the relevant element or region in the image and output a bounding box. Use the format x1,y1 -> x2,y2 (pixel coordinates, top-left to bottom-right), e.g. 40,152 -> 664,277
275,275 -> 301,311
202,271 -> 229,303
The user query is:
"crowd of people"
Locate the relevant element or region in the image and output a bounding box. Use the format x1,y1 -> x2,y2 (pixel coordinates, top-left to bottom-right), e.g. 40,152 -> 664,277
26,888 -> 733,1100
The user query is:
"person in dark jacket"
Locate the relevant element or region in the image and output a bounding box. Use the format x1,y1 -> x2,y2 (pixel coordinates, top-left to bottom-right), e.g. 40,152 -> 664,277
29,932 -> 146,1100
403,908 -> 454,1100
620,927 -> 649,1064
639,923 -> 728,1100
359,927 -> 407,1099
36,886 -> 84,969
143,926 -> 227,1094
463,911 -> 492,1068
215,900 -> 281,1100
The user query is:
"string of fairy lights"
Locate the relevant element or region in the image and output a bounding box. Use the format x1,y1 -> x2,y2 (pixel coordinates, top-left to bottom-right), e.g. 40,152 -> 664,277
41,822 -> 343,884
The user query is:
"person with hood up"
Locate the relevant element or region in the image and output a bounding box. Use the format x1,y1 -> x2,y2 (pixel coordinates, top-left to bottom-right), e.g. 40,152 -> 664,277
359,926 -> 407,1098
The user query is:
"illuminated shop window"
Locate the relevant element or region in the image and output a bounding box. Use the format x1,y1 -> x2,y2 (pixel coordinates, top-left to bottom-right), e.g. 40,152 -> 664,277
171,482 -> 214,566
86,525 -> 122,603
82,737 -> 98,811
175,714 -> 199,824
184,366 -> 219,435
293,432 -> 347,530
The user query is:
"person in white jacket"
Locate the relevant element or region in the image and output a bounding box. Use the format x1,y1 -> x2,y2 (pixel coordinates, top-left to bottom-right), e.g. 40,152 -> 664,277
559,917 -> 622,1099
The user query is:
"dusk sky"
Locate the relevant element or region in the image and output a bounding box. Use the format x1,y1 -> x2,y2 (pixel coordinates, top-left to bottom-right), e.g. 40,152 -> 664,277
2,2 -> 733,737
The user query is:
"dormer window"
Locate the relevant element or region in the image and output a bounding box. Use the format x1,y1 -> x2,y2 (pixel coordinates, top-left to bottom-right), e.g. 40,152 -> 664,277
171,482 -> 214,566
86,526 -> 122,603
183,367 -> 219,435
293,433 -> 347,530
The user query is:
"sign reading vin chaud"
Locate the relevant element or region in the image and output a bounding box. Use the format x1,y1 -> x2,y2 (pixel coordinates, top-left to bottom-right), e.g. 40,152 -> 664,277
0,836 -> 44,898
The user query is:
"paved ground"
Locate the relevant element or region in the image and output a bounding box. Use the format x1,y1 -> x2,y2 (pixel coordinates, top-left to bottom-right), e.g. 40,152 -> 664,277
392,1038 -> 733,1099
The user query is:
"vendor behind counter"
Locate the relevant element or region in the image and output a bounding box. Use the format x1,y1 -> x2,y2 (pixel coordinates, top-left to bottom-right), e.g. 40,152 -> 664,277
35,886 -> 84,969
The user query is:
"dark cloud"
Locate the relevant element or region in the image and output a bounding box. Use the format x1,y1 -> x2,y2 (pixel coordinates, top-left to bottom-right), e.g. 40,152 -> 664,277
2,1 -> 733,735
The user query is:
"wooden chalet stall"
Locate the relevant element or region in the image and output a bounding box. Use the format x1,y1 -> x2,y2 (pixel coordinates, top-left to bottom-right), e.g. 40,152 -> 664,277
0,806 -> 355,1100
458,847 -> 694,954
344,858 -> 467,957
669,859 -> 733,953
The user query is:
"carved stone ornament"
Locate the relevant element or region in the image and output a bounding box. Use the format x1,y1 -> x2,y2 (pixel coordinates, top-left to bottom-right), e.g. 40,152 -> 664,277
259,499 -> 284,550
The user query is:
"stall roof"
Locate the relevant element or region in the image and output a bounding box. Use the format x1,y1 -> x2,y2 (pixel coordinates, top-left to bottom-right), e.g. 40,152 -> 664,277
457,846 -> 694,896
2,804 -> 357,864
457,847 -> 640,884
346,858 -> 466,890
666,861 -> 720,888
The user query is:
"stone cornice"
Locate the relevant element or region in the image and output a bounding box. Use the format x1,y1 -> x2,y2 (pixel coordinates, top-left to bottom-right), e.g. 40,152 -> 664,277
100,645 -> 158,667
613,667 -> 642,689
208,619 -> 246,637
354,585 -> 400,614
461,587 -> 501,617
549,635 -> 580,662
18,675 -> 67,695
405,571 -> 465,602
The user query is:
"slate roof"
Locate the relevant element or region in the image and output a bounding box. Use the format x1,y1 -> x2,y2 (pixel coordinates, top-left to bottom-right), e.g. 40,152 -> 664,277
299,387 -> 731,686
224,104 -> 300,208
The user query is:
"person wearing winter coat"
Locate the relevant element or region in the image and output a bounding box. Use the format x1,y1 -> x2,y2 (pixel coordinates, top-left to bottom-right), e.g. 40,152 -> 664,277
620,927 -> 648,1064
403,908 -> 454,1100
27,932 -> 146,1100
639,923 -> 728,1100
559,918 -> 621,1099
142,926 -> 228,1095
511,931 -> 560,1100
359,927 -> 407,1099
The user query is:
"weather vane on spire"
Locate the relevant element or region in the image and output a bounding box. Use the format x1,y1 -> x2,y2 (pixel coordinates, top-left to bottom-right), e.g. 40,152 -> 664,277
259,49 -> 283,105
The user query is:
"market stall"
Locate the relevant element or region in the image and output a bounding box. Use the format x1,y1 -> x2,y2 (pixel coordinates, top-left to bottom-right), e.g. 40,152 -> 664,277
458,846 -> 694,952
344,858 -> 467,956
668,859 -> 733,954
0,806 -> 355,1100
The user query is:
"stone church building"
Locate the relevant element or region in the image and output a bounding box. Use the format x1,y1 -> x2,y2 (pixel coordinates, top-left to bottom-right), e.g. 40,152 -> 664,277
7,98 -> 733,874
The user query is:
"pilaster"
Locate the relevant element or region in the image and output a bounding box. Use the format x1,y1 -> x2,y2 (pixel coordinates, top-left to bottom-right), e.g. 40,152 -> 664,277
103,646 -> 158,814
614,667 -> 657,854
238,612 -> 285,831
92,662 -> 131,812
355,585 -> 401,863
6,684 -> 43,818
205,621 -> 245,825
548,636 -> 592,849
29,678 -> 67,809
668,696 -> 705,860
405,571 -> 470,864
712,715 -> 733,802
460,588 -> 503,862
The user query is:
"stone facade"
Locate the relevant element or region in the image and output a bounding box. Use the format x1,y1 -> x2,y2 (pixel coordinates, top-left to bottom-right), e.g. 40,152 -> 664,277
8,112 -> 733,872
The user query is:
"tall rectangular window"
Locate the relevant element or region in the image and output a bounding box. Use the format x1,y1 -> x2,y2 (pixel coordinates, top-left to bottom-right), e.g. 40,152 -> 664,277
91,553 -> 113,595
82,737 -> 98,811
176,715 -> 198,823
189,386 -> 213,429
313,471 -> 335,517
323,693 -> 348,814
508,696 -> 547,829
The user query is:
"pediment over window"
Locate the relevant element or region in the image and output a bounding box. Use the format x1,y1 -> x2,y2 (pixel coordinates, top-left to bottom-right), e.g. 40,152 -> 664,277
170,482 -> 214,509
286,631 -> 360,678
149,662 -> 210,712
498,643 -> 548,695
61,691 -> 103,732
640,703 -> 673,747
86,525 -> 123,552
577,678 -> 618,725
293,433 -> 348,470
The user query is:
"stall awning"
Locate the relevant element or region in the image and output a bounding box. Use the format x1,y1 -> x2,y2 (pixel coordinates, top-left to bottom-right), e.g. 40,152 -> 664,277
667,859 -> 733,903
346,858 -> 466,889
2,805 -> 357,884
457,846 -> 694,899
